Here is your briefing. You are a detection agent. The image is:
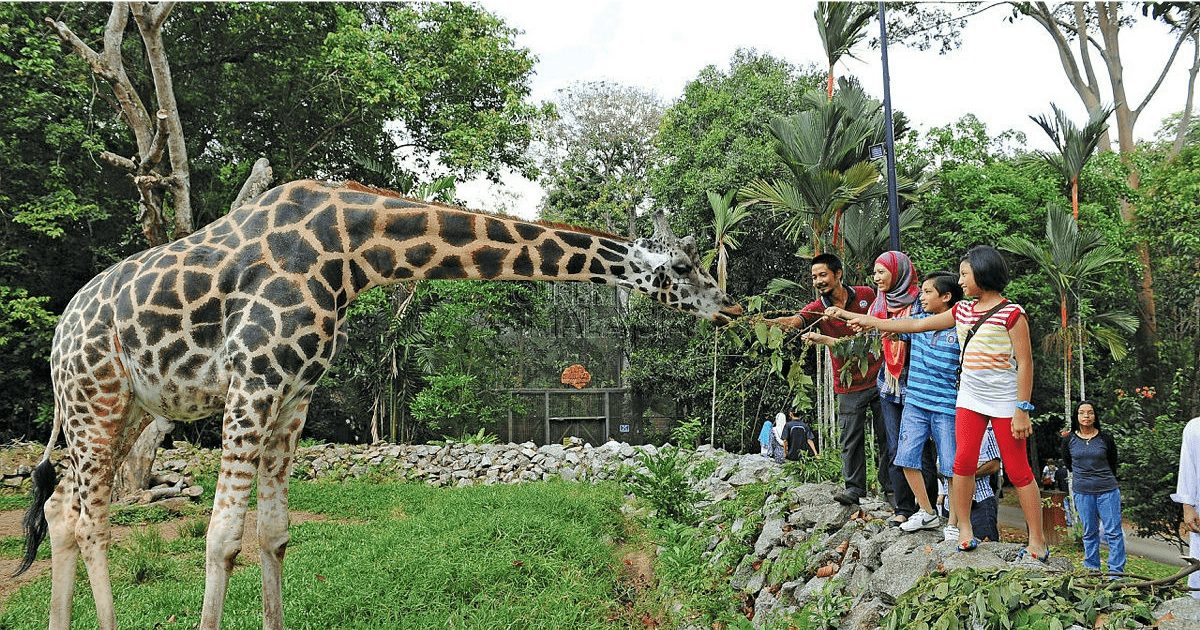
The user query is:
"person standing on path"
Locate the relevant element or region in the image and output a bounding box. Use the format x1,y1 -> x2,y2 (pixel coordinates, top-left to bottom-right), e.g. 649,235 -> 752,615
835,246 -> 1047,560
770,253 -> 884,506
1062,400 -> 1126,574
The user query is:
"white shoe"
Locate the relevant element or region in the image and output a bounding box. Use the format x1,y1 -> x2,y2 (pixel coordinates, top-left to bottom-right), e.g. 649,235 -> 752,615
900,509 -> 940,532
943,524 -> 960,542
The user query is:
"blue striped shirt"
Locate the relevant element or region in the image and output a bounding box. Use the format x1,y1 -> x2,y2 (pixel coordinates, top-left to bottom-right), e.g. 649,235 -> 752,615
901,312 -> 960,416
974,427 -> 1001,502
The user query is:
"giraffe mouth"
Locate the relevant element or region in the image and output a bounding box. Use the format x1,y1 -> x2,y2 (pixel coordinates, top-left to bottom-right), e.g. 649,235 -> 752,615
713,304 -> 744,326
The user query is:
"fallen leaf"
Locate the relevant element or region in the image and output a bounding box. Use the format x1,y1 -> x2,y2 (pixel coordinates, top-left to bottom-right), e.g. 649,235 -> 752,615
166,615 -> 176,624
512,560 -> 524,567
315,574 -> 326,582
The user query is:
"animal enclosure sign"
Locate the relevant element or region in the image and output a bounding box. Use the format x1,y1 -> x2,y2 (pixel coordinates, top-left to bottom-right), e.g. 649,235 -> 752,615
560,364 -> 591,389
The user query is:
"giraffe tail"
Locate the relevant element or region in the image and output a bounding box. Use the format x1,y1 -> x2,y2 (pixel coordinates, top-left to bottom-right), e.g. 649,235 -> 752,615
14,411 -> 61,576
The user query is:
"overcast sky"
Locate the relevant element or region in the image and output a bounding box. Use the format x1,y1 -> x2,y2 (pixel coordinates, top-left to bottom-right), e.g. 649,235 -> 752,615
458,1 -> 1195,218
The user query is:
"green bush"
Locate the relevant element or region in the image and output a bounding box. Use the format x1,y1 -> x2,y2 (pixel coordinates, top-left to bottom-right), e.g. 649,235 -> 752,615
883,568 -> 1169,630
625,446 -> 704,524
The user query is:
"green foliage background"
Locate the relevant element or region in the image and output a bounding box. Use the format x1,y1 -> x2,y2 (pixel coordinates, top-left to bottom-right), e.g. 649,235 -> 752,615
0,2 -> 1196,543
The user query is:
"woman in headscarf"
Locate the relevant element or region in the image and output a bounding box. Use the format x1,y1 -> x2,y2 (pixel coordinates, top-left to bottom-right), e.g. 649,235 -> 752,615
758,417 -> 775,457
869,251 -> 929,526
770,412 -> 787,464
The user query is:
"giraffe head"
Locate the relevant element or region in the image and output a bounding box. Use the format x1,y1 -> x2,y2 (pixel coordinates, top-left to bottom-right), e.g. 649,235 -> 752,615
623,212 -> 743,325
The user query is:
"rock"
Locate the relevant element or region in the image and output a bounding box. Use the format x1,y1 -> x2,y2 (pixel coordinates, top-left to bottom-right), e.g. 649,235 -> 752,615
841,597 -> 887,630
793,576 -> 831,607
755,513 -> 786,557
693,477 -> 737,503
1155,596 -> 1200,630
751,589 -> 780,628
869,532 -> 939,602
728,458 -> 776,486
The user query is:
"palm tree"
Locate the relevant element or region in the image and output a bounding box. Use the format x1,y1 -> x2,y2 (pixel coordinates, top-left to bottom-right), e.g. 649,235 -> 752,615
1029,103 -> 1113,220
703,189 -> 751,444
702,189 -> 751,292
739,80 -> 899,255
1000,203 -> 1130,424
816,1 -> 875,100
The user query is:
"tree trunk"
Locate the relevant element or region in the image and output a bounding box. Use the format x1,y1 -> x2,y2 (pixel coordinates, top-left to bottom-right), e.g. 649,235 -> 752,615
113,415 -> 173,501
1070,177 -> 1079,220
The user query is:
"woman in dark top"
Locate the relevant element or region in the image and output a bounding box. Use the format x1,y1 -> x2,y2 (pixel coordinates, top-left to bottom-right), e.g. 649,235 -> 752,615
1061,400 -> 1125,574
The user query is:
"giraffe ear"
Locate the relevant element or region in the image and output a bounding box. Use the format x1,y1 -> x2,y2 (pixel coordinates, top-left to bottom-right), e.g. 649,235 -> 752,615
679,235 -> 698,256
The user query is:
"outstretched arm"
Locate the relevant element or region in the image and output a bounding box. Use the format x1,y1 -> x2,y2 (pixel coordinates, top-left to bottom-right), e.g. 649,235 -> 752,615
826,307 -> 955,334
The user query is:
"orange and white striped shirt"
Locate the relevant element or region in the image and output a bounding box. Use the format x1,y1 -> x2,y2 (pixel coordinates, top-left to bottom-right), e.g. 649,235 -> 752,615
953,300 -> 1026,417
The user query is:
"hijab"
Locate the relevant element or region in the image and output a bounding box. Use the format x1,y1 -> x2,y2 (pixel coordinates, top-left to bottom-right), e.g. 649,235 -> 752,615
758,420 -> 774,446
870,251 -> 920,392
772,412 -> 786,444
868,251 -> 920,318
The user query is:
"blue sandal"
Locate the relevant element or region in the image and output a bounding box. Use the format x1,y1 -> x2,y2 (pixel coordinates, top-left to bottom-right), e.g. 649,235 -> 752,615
1016,547 -> 1051,563
957,537 -> 980,552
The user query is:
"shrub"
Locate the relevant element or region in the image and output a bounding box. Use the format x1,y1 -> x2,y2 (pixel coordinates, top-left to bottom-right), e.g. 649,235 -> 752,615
625,446 -> 703,524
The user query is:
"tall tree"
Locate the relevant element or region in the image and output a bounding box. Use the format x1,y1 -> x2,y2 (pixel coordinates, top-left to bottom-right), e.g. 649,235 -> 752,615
1000,203 -> 1129,425
46,2 -> 193,246
1029,103 -> 1113,219
816,1 -> 876,99
892,2 -> 1200,380
537,81 -> 663,238
738,79 -> 910,255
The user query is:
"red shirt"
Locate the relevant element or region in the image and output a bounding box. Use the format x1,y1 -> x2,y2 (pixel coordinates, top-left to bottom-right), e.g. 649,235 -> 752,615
796,285 -> 881,394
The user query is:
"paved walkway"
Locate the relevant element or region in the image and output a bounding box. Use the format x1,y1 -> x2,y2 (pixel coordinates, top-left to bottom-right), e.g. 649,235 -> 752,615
996,503 -> 1188,566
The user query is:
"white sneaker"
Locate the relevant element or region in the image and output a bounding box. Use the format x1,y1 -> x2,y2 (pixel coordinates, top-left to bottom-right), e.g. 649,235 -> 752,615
900,509 -> 941,532
943,524 -> 960,542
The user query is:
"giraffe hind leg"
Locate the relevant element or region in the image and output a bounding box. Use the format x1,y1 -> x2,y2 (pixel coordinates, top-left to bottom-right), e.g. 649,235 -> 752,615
44,470 -> 81,630
258,397 -> 311,630
67,391 -> 142,630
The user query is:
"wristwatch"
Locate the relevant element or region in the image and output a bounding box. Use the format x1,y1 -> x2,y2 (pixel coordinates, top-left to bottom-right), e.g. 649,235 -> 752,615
1015,400 -> 1035,412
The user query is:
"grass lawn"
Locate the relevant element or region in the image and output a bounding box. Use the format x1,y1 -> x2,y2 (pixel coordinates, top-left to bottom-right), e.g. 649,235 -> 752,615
0,480 -> 633,630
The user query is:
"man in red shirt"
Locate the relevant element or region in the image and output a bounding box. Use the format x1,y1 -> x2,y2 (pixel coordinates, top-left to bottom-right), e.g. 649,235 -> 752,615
772,253 -> 883,505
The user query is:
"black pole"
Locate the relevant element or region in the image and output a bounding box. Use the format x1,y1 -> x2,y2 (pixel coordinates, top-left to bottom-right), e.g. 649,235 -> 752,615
878,1 -> 901,251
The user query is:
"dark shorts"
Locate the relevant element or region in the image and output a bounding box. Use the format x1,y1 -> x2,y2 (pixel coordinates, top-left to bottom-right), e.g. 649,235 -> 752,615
971,495 -> 999,542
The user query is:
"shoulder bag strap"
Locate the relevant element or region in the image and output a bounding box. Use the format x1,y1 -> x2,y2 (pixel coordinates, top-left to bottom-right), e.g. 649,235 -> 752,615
955,300 -> 1010,386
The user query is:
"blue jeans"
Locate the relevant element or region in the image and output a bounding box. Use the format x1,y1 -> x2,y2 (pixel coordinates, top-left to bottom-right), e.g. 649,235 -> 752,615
895,404 -> 956,478
1074,488 -> 1126,574
881,397 -> 916,517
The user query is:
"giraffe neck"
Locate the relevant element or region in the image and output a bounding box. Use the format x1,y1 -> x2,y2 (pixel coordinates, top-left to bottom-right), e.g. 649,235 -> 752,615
301,184 -> 644,296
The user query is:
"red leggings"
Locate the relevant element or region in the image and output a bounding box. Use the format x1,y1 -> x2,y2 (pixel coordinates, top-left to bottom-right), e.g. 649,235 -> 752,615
952,407 -> 1035,488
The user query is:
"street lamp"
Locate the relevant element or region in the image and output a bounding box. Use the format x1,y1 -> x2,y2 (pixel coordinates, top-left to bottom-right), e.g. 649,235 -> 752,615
878,2 -> 901,252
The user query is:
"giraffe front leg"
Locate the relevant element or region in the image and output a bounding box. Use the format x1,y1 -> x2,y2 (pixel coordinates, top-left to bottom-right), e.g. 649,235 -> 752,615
200,395 -> 271,630
45,482 -> 79,630
257,398 -> 310,630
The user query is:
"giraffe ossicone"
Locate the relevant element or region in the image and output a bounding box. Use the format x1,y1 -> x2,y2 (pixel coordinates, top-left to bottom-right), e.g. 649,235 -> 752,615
17,179 -> 742,630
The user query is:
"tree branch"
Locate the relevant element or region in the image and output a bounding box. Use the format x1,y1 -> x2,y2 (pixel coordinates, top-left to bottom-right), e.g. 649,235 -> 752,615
230,158 -> 275,211
44,5 -> 154,154
141,110 -> 169,172
1170,33 -> 1200,160
99,151 -> 137,172
1134,12 -> 1200,117
1026,3 -> 1103,111
130,0 -> 192,237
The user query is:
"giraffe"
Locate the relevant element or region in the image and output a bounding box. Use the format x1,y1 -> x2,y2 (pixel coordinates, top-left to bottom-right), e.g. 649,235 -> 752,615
16,179 -> 742,630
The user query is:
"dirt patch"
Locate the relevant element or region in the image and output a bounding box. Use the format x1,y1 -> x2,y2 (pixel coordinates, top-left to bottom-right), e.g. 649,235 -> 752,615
608,545 -> 658,626
0,508 -> 329,607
